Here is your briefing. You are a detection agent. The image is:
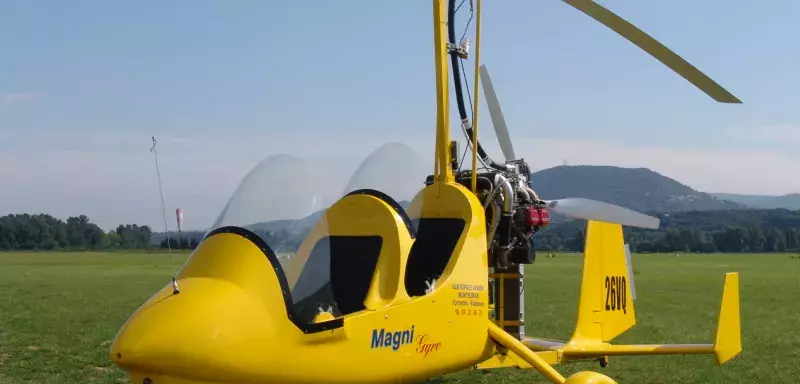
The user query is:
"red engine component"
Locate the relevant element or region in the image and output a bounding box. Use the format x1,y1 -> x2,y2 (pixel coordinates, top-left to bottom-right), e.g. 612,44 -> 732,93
524,206 -> 551,227
538,207 -> 551,227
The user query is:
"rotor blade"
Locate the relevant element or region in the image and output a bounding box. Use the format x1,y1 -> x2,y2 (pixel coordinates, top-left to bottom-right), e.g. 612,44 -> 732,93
561,0 -> 741,104
545,197 -> 660,229
479,64 -> 517,161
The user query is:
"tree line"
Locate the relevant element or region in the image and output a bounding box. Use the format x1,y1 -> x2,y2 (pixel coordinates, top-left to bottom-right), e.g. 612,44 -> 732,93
0,214 -> 153,251
534,208 -> 800,253
3,208 -> 800,253
159,236 -> 200,250
253,209 -> 800,254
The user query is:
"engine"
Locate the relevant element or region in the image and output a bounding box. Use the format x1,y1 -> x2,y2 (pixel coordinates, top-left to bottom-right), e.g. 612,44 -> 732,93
424,157 -> 550,268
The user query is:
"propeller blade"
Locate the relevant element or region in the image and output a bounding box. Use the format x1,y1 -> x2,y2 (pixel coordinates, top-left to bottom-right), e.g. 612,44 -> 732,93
545,197 -> 660,229
561,0 -> 741,104
479,64 -> 517,161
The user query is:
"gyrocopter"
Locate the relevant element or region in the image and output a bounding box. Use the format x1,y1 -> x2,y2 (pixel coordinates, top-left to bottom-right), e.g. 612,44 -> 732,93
110,1 -> 743,383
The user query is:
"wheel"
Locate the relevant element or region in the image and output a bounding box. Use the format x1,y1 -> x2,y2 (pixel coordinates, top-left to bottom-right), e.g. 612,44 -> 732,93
599,356 -> 609,367
564,371 -> 617,384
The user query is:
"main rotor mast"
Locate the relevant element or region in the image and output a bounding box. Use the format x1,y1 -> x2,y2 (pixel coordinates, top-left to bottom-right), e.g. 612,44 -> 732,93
432,0 -> 454,185
433,0 -> 507,190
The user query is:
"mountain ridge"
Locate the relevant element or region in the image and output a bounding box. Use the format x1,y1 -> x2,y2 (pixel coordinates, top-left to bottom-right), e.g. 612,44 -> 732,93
149,165 -> 797,246
711,193 -> 800,210
529,165 -> 746,213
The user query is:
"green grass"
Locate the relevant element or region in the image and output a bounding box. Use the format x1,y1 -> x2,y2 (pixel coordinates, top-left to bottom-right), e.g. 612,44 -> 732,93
0,251 -> 798,383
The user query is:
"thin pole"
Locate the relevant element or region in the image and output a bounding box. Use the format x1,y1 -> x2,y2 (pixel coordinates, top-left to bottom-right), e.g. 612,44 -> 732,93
150,137 -> 173,261
471,0 -> 482,193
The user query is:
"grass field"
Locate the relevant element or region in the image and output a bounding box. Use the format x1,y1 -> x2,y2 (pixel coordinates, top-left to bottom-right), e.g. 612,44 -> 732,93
0,251 -> 798,384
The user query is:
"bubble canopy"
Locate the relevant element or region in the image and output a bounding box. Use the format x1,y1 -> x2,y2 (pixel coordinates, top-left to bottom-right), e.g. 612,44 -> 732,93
208,154 -> 325,255
202,142 -> 429,331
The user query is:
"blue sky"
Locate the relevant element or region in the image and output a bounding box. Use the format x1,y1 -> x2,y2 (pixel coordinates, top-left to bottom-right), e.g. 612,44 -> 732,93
1,0 -> 798,231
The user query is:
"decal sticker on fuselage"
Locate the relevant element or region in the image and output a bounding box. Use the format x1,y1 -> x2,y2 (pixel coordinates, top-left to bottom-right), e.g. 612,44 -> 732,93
369,325 -> 442,358
370,325 -> 415,351
451,282 -> 486,312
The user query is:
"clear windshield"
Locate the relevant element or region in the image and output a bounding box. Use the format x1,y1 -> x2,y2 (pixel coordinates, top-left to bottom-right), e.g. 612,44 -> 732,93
205,141 -> 432,326
341,142 -> 428,205
209,154 -> 325,256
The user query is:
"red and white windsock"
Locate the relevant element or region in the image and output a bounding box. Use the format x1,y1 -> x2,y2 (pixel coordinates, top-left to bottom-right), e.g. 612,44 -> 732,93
176,208 -> 184,233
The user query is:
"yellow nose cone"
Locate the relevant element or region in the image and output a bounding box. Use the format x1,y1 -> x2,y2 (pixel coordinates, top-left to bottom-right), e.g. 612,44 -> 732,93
110,231 -> 301,383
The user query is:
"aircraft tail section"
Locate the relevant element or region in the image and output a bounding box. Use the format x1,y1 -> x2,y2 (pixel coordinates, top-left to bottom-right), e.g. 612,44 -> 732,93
712,272 -> 742,364
523,220 -> 742,366
568,220 -> 636,345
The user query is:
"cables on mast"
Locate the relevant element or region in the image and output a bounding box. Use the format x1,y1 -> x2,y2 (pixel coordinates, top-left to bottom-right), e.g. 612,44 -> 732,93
447,0 -> 507,172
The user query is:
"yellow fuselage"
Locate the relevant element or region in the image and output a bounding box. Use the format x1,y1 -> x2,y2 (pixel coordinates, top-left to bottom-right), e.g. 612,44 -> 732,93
111,182 -> 496,383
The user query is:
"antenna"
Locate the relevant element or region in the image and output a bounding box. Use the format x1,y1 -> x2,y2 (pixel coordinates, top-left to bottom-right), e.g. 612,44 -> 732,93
150,136 -> 179,294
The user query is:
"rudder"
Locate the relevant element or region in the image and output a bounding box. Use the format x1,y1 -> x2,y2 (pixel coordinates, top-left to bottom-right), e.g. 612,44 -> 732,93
568,220 -> 636,345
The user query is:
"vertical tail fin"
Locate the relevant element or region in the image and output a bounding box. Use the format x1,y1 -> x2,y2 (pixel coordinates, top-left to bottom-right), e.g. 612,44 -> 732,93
568,220 -> 636,345
713,272 -> 742,364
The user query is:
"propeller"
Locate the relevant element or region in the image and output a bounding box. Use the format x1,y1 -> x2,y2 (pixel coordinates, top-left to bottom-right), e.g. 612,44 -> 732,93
479,65 -> 516,161
544,198 -> 659,230
561,0 -> 741,103
478,64 -> 661,230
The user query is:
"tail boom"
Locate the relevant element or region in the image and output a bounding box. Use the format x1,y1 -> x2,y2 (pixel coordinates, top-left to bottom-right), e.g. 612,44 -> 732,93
561,343 -> 714,358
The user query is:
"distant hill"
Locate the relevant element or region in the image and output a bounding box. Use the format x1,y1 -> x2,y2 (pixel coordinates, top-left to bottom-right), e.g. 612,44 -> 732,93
148,167 -> 799,247
529,165 -> 745,213
712,193 -> 800,210
144,168 -> 800,254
